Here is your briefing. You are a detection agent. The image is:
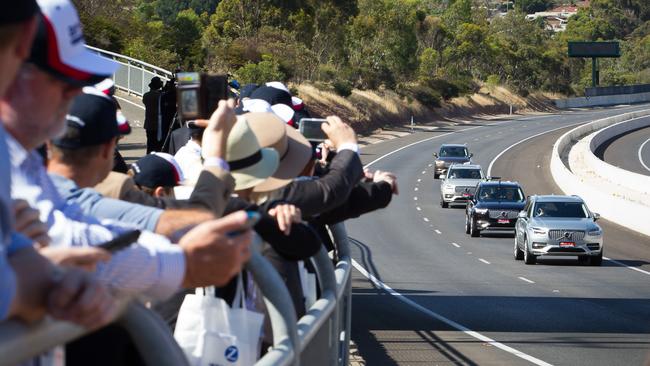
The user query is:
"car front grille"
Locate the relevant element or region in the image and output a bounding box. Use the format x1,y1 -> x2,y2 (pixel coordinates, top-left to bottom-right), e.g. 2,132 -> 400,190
549,230 -> 585,241
488,210 -> 519,219
454,186 -> 475,194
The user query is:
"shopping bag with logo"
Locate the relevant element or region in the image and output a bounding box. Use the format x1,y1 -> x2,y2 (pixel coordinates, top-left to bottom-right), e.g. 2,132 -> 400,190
174,275 -> 265,366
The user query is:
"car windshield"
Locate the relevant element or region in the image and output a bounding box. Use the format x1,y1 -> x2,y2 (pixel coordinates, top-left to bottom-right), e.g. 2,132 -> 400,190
477,186 -> 524,201
532,202 -> 589,218
448,169 -> 482,179
439,146 -> 468,157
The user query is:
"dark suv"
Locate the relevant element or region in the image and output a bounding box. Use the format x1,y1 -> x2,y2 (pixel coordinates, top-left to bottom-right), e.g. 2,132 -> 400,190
433,144 -> 472,179
465,180 -> 525,237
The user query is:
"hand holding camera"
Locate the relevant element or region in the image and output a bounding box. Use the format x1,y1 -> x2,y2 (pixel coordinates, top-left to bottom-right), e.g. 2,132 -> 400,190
322,116 -> 357,150
198,99 -> 237,160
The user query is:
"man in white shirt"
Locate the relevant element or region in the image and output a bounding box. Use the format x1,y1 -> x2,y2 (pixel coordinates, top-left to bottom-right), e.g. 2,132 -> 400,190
174,123 -> 204,183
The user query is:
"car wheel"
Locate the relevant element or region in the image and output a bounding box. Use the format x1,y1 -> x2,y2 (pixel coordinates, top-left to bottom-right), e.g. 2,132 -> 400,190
590,250 -> 603,266
577,256 -> 589,265
464,214 -> 470,234
523,237 -> 536,265
514,235 -> 523,260
470,216 -> 479,237
434,173 -> 439,179
441,200 -> 448,208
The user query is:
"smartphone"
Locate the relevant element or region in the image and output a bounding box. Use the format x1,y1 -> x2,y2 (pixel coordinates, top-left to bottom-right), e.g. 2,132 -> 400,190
299,118 -> 329,142
227,211 -> 261,238
97,230 -> 141,253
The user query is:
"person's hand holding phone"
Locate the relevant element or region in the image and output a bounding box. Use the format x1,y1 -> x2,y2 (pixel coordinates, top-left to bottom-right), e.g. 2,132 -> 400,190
196,98 -> 237,160
179,211 -> 253,288
322,116 -> 357,150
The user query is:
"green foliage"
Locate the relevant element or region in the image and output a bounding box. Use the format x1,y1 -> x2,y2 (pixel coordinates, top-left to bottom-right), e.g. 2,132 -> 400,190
234,55 -> 286,85
75,0 -> 650,101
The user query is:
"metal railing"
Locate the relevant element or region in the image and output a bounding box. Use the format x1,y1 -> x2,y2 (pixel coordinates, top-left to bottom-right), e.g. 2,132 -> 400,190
85,45 -> 173,97
0,223 -> 353,366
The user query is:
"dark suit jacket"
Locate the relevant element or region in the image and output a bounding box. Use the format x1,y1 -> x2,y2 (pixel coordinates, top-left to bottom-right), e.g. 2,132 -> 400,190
311,180 -> 393,226
142,89 -> 161,131
166,127 -> 191,155
278,149 -> 363,218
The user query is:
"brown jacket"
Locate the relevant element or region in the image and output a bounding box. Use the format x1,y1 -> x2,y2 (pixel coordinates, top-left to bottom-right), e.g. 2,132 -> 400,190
95,167 -> 234,216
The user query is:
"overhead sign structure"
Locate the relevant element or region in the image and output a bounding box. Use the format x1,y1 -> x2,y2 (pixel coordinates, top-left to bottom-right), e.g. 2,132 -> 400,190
568,41 -> 621,87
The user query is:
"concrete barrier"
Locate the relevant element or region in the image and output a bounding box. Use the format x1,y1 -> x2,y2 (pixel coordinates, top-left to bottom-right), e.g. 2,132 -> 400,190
554,92 -> 650,109
550,109 -> 650,237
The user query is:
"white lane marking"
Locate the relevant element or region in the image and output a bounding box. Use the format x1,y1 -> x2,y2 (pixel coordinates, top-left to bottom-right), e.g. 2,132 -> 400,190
604,256 -> 650,277
428,164 -> 432,167
363,120 -> 514,169
416,206 -> 421,211
638,138 -> 650,173
114,95 -> 145,110
423,217 -> 430,222
479,258 -> 491,264
486,121 -> 587,176
452,242 -> 461,248
518,277 -> 535,284
434,229 -> 442,234
417,178 -> 422,182
414,187 -> 419,191
422,170 -> 426,174
413,197 -> 418,201
351,260 -> 554,366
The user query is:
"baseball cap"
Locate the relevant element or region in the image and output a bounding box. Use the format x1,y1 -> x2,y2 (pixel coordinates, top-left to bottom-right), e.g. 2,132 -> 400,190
131,153 -> 183,188
0,0 -> 39,25
28,0 -> 118,86
52,87 -> 128,149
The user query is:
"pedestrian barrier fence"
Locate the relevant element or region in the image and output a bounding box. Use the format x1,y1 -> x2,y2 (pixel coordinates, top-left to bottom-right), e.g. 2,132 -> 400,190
0,223 -> 353,366
85,45 -> 173,97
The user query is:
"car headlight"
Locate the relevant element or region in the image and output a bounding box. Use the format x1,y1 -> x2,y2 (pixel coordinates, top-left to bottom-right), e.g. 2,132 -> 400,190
531,227 -> 548,236
587,228 -> 603,236
435,160 -> 445,166
474,208 -> 488,215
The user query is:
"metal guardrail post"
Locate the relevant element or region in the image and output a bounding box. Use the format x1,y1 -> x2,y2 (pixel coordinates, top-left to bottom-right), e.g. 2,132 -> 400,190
247,251 -> 299,366
329,223 -> 353,366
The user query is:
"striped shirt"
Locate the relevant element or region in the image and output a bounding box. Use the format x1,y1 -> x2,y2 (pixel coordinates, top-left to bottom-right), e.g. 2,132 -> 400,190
6,133 -> 185,300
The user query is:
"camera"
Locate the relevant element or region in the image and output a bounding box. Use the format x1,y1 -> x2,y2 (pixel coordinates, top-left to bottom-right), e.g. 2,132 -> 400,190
175,72 -> 228,122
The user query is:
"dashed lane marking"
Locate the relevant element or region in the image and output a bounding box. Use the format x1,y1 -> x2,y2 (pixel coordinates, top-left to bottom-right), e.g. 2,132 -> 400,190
451,243 -> 461,248
416,207 -> 421,211
413,197 -> 418,201
434,229 -> 442,234
423,218 -> 430,222
518,277 -> 535,284
479,258 -> 491,265
414,187 -> 419,191
351,260 -> 555,366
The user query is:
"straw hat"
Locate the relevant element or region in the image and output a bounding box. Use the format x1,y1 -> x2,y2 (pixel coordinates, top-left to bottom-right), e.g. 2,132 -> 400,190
243,112 -> 313,193
227,116 -> 279,190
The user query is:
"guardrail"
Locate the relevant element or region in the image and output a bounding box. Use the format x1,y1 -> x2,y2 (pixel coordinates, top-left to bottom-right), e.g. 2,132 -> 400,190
550,109 -> 650,236
85,45 -> 172,97
0,223 -> 353,366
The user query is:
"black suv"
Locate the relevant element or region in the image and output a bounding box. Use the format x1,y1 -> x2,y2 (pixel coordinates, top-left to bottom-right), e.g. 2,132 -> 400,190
465,180 -> 526,237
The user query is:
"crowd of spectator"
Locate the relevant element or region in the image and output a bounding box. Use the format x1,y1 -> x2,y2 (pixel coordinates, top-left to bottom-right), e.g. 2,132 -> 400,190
0,0 -> 399,365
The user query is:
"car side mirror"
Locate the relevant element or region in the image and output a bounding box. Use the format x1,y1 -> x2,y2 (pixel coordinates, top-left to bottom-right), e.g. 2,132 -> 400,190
518,211 -> 527,219
593,212 -> 600,221
469,153 -> 473,158
433,153 -> 438,158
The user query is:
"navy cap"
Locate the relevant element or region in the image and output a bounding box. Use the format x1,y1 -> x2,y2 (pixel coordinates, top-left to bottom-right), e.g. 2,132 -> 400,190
239,83 -> 259,99
131,153 -> 183,188
0,0 -> 39,25
52,87 -> 127,149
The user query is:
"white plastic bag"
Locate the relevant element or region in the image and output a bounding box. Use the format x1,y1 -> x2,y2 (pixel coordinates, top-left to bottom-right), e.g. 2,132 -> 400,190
174,275 -> 264,366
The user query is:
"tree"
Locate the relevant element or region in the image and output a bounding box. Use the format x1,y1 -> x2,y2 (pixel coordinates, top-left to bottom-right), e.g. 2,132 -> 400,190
514,0 -> 554,14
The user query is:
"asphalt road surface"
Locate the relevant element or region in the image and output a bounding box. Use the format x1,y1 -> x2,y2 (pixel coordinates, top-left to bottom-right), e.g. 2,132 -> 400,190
347,104 -> 650,366
597,121 -> 650,176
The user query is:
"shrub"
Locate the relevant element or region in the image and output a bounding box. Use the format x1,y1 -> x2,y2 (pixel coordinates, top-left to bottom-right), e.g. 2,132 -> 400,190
404,84 -> 441,107
332,79 -> 353,97
234,55 -> 286,85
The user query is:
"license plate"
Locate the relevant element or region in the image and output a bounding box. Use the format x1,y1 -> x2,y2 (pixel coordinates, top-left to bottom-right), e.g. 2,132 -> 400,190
497,219 -> 509,224
559,241 -> 575,248
462,193 -> 471,197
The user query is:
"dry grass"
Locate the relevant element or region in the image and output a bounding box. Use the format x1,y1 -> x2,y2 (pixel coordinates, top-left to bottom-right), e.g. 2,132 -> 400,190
294,82 -> 560,134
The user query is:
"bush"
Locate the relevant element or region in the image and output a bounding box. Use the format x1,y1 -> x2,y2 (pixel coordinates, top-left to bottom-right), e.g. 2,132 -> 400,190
426,78 -> 460,100
332,79 -> 353,97
403,84 -> 441,107
234,55 -> 286,85
486,74 -> 500,87
317,64 -> 338,82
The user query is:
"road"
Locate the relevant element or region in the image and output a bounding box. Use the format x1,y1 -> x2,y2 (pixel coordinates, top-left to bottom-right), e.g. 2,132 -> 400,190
596,121 -> 650,176
347,104 -> 650,366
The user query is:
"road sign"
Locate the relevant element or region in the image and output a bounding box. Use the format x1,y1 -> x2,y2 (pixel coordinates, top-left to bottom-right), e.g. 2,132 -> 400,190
568,41 -> 620,58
